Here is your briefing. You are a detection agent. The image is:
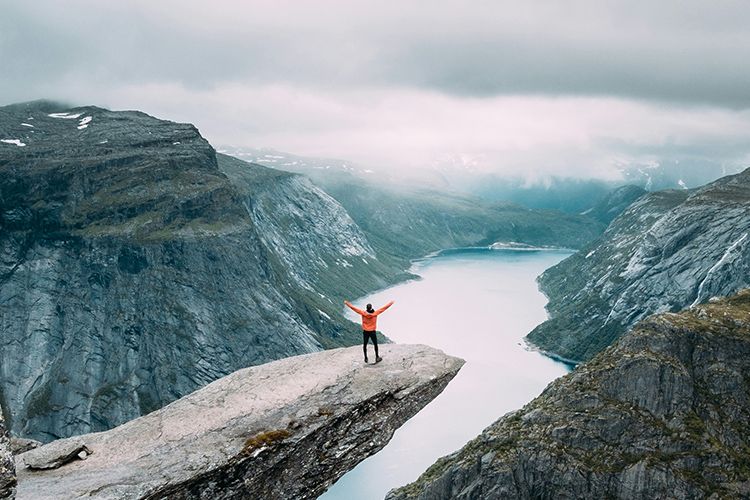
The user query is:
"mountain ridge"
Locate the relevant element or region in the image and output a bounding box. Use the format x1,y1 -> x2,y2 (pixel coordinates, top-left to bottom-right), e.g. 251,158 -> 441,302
527,168 -> 750,362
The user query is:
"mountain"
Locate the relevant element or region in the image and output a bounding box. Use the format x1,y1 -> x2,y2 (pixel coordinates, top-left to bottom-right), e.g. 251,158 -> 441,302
216,146 -> 378,179
434,159 -> 742,208
0,101 -> 402,441
528,168 -> 750,362
15,345 -> 463,500
428,172 -> 616,213
220,147 -> 619,215
220,148 -> 606,260
321,181 -> 605,261
388,290 -> 750,499
582,184 -> 647,225
618,159 -> 745,192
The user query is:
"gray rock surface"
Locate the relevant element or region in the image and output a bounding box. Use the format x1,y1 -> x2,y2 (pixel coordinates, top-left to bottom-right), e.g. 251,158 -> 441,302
22,437 -> 91,470
16,344 -> 463,500
9,438 -> 40,456
529,168 -> 750,362
0,100 -> 401,441
388,291 -> 750,500
0,413 -> 14,498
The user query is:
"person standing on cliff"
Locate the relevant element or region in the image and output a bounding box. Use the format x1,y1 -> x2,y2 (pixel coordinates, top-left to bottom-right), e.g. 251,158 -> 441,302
344,300 -> 395,364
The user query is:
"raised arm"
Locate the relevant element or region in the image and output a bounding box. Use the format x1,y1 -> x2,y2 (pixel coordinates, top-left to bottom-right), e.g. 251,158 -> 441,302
344,300 -> 366,315
374,300 -> 395,315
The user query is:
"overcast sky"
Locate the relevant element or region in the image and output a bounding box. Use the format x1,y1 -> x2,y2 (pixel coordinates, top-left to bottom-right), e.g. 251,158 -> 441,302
2,0 -> 750,179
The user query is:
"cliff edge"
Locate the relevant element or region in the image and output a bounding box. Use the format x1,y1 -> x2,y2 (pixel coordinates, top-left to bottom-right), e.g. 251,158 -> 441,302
16,344 -> 463,500
389,291 -> 750,499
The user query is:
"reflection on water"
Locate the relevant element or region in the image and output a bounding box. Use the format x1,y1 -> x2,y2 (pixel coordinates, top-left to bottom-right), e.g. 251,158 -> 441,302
320,248 -> 573,500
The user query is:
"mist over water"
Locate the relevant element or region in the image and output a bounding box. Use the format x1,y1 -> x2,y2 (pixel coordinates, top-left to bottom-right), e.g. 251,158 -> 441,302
322,248 -> 573,499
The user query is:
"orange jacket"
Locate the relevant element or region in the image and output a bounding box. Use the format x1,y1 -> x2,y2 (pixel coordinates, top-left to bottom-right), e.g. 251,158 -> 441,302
344,300 -> 394,331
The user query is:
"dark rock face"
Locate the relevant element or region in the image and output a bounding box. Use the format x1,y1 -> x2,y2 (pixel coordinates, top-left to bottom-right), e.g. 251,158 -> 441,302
0,413 -> 14,498
0,101 -> 400,441
15,345 -> 463,500
389,291 -> 750,500
528,169 -> 750,362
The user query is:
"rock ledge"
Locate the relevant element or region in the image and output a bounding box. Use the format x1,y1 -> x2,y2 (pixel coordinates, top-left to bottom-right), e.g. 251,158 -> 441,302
16,344 -> 463,500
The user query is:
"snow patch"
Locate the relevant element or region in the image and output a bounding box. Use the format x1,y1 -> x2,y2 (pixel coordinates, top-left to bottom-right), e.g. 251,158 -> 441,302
318,309 -> 331,320
341,242 -> 367,257
1,139 -> 26,147
77,116 -> 92,130
677,179 -> 687,190
48,112 -> 83,119
21,123 -> 34,128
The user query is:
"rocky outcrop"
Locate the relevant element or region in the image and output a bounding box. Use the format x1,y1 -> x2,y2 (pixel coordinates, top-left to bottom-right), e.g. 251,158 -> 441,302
388,291 -> 750,500
0,101 -> 402,441
15,344 -> 464,500
0,413 -> 14,498
528,168 -> 750,362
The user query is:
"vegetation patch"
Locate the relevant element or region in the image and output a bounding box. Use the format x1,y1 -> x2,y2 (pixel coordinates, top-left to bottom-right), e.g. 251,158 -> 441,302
242,429 -> 292,455
317,406 -> 335,417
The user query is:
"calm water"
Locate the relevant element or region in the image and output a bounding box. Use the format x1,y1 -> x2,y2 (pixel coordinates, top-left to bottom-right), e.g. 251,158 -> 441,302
320,248 -> 573,500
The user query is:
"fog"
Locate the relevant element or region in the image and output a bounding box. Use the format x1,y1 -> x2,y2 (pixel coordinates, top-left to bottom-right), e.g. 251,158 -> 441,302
2,1 -> 749,179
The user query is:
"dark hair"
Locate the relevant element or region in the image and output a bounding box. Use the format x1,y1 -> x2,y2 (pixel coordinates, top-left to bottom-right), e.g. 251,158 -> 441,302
366,303 -> 374,313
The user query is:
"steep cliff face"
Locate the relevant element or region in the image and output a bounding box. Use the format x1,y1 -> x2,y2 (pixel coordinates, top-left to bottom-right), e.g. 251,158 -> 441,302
15,344 -> 464,500
389,291 -> 750,500
0,413 -> 14,499
528,169 -> 750,362
0,101 -> 399,441
217,153 -> 403,297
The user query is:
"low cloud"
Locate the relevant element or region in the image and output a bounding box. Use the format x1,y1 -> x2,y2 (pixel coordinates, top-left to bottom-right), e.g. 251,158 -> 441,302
2,0 -> 749,179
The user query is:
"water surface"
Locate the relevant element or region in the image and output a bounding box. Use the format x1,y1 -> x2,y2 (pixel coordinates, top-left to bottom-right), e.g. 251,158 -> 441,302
321,248 -> 573,499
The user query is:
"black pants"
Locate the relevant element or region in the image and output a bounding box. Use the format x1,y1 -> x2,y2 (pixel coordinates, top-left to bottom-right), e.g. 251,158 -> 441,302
363,330 -> 378,359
